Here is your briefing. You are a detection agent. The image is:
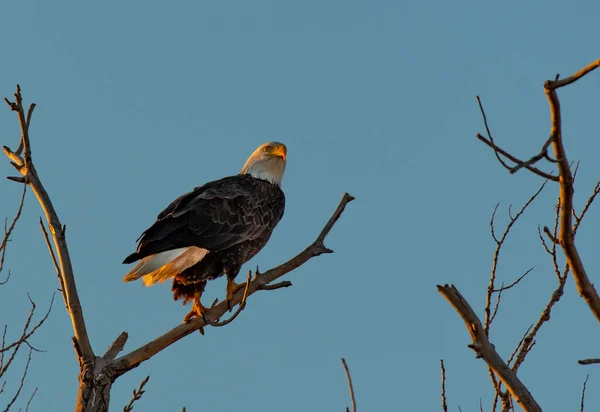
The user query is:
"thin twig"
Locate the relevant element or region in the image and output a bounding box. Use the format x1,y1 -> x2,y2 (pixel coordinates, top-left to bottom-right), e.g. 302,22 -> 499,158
485,182 -> 546,334
492,267 -> 535,293
0,184 -> 26,284
509,136 -> 555,174
574,182 -> 600,234
476,96 -> 513,171
476,134 -> 557,181
440,360 -> 448,412
580,375 -> 589,412
341,358 -> 356,412
548,59 -> 600,89
2,348 -> 32,412
123,375 -> 150,412
24,387 -> 37,412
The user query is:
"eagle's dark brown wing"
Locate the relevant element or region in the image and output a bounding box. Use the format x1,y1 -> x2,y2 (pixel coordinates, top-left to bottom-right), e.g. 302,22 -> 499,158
123,174 -> 285,264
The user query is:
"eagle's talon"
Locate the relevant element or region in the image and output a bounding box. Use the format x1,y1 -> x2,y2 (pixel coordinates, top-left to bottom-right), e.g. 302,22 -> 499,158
183,292 -> 208,323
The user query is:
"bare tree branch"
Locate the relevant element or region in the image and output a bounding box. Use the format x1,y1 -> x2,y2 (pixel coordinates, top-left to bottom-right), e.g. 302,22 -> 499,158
475,133 -> 558,181
440,360 -> 448,412
437,284 -> 541,412
112,193 -> 354,376
341,358 -> 356,412
485,182 -> 546,334
578,358 -> 600,365
551,59 -> 600,89
24,387 -> 37,412
0,184 -> 26,285
2,348 -> 32,412
122,376 -> 149,412
580,375 -> 589,412
542,59 -> 600,322
103,332 -> 129,362
3,86 -> 94,362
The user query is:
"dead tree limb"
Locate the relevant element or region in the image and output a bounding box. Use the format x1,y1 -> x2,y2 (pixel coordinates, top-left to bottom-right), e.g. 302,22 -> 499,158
341,358 -> 356,412
2,85 -> 353,412
542,59 -> 600,322
112,193 -> 354,376
437,284 -> 541,412
3,86 -> 94,362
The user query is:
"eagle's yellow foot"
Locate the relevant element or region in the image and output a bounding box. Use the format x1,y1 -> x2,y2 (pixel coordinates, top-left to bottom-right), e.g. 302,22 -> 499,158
226,277 -> 246,311
183,292 -> 208,323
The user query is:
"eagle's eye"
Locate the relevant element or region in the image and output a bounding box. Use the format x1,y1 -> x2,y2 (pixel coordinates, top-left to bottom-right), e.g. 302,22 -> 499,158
263,145 -> 272,152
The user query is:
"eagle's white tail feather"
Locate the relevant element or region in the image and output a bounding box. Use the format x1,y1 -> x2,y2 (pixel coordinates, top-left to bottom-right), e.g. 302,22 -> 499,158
122,247 -> 209,285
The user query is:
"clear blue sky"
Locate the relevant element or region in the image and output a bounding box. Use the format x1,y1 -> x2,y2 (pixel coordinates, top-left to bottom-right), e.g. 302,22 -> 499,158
1,1 -> 600,411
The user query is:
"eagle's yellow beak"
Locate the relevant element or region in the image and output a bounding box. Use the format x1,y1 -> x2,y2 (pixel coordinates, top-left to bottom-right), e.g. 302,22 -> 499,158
271,144 -> 287,160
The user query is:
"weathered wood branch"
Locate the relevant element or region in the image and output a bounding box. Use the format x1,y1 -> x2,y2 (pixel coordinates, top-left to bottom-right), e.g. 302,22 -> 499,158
112,193 -> 354,376
437,284 -> 541,412
2,85 -> 353,411
3,86 -> 95,363
543,59 -> 600,322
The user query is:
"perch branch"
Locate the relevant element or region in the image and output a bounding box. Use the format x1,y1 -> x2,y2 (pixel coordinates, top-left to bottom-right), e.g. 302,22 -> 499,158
112,193 -> 354,376
437,284 -> 541,412
543,59 -> 600,322
341,358 -> 356,412
3,85 -> 94,362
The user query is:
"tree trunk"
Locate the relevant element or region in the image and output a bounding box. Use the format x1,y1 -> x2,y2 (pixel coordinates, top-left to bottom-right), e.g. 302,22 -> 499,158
75,359 -> 115,412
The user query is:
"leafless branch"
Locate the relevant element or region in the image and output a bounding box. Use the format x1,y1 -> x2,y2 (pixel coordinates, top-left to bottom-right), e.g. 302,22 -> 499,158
2,347 -> 32,412
542,59 -> 600,322
550,59 -> 600,89
476,133 -> 557,181
3,86 -> 94,362
24,387 -> 37,412
476,96 -> 513,172
39,218 -> 66,303
0,184 -> 26,284
578,358 -> 600,365
573,181 -> 600,234
437,284 -> 541,412
440,360 -> 448,412
492,267 -> 535,293
508,136 -> 555,175
485,182 -> 546,334
580,375 -> 589,412
111,193 -> 353,376
341,358 -> 356,412
122,375 -> 149,412
0,293 -> 53,384
512,262 -> 569,373
507,325 -> 533,367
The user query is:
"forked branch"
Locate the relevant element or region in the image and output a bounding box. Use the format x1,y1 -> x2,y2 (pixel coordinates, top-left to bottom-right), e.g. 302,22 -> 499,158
437,284 -> 541,412
543,59 -> 600,322
3,86 -> 94,363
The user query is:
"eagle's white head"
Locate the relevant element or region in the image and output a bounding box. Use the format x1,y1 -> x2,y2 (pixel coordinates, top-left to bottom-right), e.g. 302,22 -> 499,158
240,141 -> 287,186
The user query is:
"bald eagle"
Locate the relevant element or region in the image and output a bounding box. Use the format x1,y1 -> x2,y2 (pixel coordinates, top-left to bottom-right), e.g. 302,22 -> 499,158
122,142 -> 287,321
